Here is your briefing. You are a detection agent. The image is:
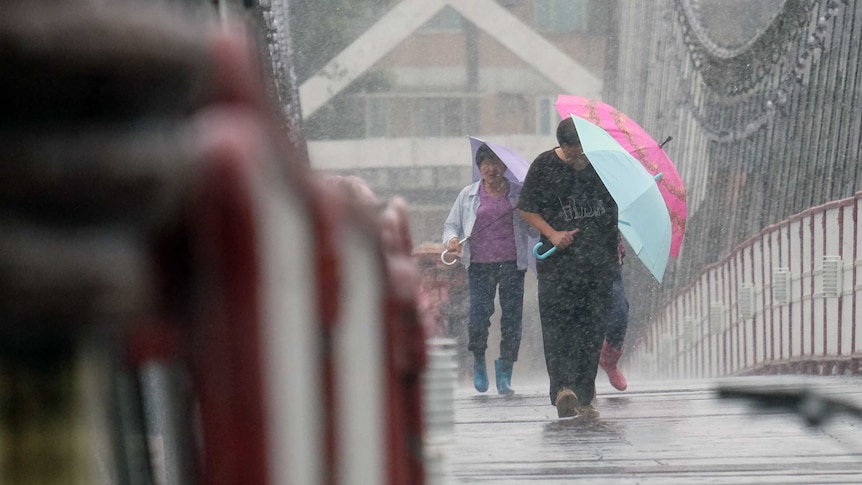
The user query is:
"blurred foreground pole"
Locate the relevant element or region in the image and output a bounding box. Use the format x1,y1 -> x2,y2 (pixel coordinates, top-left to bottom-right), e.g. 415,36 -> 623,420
0,1 -> 428,484
0,0 -> 294,483
0,1 -> 214,483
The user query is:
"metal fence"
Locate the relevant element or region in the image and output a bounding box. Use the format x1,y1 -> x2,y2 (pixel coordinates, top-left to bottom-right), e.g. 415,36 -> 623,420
605,0 -> 862,341
630,191 -> 861,378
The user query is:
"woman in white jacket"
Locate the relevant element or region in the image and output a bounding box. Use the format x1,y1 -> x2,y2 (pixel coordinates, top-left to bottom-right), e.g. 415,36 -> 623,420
442,144 -> 531,395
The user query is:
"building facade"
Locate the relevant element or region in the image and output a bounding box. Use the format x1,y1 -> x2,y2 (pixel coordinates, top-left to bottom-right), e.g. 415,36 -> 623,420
299,0 -> 613,244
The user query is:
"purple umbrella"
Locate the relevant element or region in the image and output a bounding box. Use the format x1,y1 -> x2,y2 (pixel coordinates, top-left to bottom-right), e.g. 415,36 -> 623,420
469,136 -> 530,183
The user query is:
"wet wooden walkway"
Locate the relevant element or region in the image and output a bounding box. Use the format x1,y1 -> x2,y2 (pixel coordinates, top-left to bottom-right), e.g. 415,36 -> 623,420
441,376 -> 862,484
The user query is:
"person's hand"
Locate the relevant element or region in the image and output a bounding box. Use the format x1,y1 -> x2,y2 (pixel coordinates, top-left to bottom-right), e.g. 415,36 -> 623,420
549,229 -> 580,250
446,237 -> 463,257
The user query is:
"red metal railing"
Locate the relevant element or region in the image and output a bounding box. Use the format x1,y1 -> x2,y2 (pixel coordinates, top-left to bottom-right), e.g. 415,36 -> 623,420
630,192 -> 861,379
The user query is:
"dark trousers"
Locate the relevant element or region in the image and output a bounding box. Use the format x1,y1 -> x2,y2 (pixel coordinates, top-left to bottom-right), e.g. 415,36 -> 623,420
605,276 -> 629,349
538,271 -> 612,406
467,261 -> 525,363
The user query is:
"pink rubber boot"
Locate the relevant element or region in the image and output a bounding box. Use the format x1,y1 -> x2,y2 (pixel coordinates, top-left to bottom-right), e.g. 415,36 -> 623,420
599,340 -> 627,391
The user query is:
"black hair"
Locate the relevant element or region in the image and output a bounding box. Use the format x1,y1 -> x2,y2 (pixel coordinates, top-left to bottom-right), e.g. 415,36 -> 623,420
556,117 -> 581,147
475,143 -> 498,166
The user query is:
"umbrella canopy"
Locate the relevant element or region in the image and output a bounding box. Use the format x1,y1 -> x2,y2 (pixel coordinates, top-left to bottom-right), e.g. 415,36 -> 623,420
570,114 -> 672,283
556,95 -> 686,258
469,136 -> 529,183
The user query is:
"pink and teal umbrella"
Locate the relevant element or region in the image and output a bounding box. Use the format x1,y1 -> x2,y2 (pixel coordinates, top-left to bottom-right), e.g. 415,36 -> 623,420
555,95 -> 687,258
534,115 -> 672,283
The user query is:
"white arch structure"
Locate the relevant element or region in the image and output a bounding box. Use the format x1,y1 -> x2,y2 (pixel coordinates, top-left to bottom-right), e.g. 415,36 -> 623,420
299,0 -> 602,118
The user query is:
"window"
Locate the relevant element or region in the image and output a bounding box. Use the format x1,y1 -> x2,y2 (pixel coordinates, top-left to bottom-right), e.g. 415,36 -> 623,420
536,96 -> 558,135
417,98 -> 468,137
418,98 -> 443,137
534,0 -> 588,33
361,95 -> 478,138
367,98 -> 388,138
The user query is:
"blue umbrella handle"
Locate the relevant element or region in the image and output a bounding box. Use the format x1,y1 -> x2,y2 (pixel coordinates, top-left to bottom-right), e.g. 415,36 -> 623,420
533,242 -> 557,259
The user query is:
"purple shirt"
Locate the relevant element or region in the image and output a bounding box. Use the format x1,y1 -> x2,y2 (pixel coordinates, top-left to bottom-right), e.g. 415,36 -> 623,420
470,183 -> 517,263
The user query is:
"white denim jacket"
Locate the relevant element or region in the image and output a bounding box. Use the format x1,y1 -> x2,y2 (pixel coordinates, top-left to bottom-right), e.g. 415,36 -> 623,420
442,180 -> 531,270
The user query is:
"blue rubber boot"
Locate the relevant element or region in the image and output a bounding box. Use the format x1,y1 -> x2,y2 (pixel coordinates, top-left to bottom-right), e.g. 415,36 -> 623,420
473,353 -> 488,393
495,359 -> 515,395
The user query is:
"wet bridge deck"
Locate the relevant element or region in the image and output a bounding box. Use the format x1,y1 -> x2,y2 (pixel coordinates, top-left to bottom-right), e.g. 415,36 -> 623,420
443,377 -> 862,484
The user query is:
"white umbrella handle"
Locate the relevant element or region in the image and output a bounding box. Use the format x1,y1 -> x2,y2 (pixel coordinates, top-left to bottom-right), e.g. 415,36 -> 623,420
440,237 -> 468,266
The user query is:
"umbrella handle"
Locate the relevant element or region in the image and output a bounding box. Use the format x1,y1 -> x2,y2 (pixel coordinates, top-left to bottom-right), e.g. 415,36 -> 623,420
533,242 -> 556,259
441,237 -> 468,266
440,249 -> 459,266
